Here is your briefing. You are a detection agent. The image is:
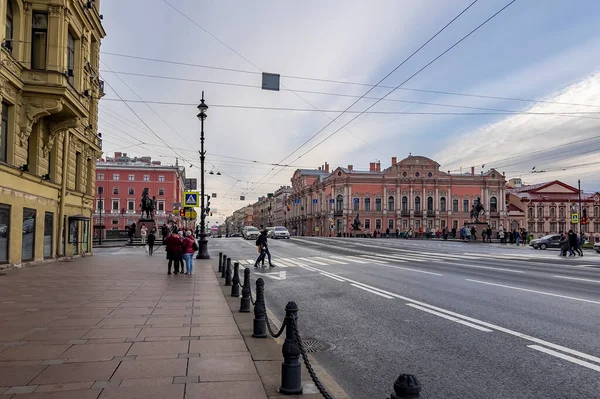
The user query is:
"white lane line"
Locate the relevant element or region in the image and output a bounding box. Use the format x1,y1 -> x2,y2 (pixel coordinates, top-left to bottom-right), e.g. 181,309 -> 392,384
375,253 -> 427,262
320,273 -> 345,282
444,261 -> 525,274
246,259 -> 255,265
298,257 -> 329,266
330,256 -> 369,264
274,259 -> 295,267
282,258 -> 311,267
376,264 -> 442,276
465,279 -> 600,305
272,262 -> 289,268
314,257 -> 347,264
298,264 -> 319,272
236,260 -> 247,265
407,304 -> 493,332
350,284 -> 393,299
354,255 -> 389,264
553,275 -> 600,284
528,345 -> 600,373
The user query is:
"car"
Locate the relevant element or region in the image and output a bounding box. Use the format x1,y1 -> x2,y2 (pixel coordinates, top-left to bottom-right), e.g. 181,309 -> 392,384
265,227 -> 275,238
241,226 -> 260,240
271,226 -> 290,239
230,233 -> 241,238
594,242 -> 600,253
529,234 -> 562,250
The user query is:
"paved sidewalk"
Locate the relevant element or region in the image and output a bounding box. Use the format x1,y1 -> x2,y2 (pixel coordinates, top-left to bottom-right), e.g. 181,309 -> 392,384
0,248 -> 268,398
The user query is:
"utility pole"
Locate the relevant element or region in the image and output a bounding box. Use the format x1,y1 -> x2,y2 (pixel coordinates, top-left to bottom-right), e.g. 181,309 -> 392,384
578,179 -> 582,237
98,186 -> 103,245
196,92 -> 210,259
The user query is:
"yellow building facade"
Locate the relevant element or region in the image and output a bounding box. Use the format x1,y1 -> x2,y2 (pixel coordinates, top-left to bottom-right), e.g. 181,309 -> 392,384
0,0 -> 105,267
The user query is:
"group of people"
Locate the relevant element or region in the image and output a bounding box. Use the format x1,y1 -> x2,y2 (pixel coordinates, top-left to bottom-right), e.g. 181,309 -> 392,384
163,227 -> 198,274
560,230 -> 584,257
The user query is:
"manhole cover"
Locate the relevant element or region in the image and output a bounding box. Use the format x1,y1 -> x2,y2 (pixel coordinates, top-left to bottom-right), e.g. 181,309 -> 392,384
301,339 -> 335,353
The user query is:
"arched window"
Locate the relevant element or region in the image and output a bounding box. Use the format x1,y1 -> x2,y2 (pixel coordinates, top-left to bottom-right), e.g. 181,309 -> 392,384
559,207 -> 565,218
415,196 -> 421,212
440,197 -> 446,212
528,207 -> 534,218
353,198 -> 359,212
550,207 -> 556,218
594,206 -> 599,218
489,197 -> 497,212
537,207 -> 543,218
388,196 -> 394,211
452,199 -> 459,212
364,198 -> 371,212
375,198 -> 382,211
401,196 -> 408,213
582,208 -> 587,218
427,197 -> 433,211
5,1 -> 13,53
335,195 -> 343,212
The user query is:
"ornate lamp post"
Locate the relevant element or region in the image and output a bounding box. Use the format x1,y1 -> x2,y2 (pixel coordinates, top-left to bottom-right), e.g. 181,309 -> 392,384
196,92 -> 210,259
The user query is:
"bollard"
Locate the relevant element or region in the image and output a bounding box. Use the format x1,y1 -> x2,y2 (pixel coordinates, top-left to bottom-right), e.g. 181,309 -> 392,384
279,301 -> 302,395
218,252 -> 223,273
390,374 -> 421,399
252,278 -> 267,338
221,253 -> 227,279
239,268 -> 251,312
225,258 -> 232,286
231,262 -> 240,297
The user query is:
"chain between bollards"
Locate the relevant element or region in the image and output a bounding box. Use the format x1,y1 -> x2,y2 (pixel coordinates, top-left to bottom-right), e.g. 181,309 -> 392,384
218,252 -> 223,273
221,253 -> 227,279
231,262 -> 240,297
225,258 -> 232,286
239,268 -> 252,312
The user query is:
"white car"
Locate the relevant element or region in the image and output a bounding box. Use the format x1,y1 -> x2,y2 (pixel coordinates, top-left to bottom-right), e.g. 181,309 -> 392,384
594,241 -> 600,254
271,226 -> 290,239
242,226 -> 260,240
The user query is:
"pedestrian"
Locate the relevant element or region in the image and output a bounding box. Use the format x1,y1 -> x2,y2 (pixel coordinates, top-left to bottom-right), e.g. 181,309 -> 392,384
395,228 -> 399,239
128,223 -> 135,244
140,224 -> 148,245
147,230 -> 156,256
499,230 -> 505,244
182,231 -> 197,274
560,233 -> 569,257
514,230 -> 521,246
254,229 -> 275,268
164,231 -> 183,274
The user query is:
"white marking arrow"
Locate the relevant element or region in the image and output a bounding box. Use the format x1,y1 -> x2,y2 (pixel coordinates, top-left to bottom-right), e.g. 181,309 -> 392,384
262,270 -> 286,280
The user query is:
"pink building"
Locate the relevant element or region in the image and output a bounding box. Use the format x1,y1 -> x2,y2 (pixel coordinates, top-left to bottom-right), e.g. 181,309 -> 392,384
94,153 -> 186,237
289,156 -> 508,236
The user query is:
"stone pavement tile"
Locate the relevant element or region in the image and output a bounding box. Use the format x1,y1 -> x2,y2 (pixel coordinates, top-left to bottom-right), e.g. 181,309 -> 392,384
79,302 -> 122,309
35,381 -> 94,392
134,354 -> 178,361
23,329 -> 90,342
126,341 -> 188,356
118,301 -> 158,308
111,358 -> 187,380
191,308 -> 228,316
96,317 -> 148,327
13,389 -> 101,398
144,317 -> 191,326
31,361 -> 120,385
137,327 -> 191,338
3,385 -> 38,394
0,328 -> 35,342
151,309 -> 191,316
0,344 -> 71,361
156,302 -> 193,308
190,316 -> 235,325
109,309 -> 150,317
60,343 -> 132,362
188,355 -> 258,382
99,384 -> 185,399
47,318 -> 103,328
82,328 -> 141,339
190,325 -> 240,337
0,364 -> 46,386
184,381 -> 267,399
119,377 -> 173,387
68,309 -> 114,317
189,338 -> 248,354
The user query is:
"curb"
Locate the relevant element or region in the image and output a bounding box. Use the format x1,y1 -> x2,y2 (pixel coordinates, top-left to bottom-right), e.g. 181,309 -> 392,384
213,263 -> 349,399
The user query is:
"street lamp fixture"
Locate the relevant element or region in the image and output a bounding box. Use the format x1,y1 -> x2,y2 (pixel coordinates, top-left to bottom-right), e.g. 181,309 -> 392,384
196,92 -> 210,259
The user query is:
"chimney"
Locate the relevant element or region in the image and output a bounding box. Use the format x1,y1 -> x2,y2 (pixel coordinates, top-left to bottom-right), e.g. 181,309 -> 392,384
325,162 -> 329,172
369,162 -> 376,172
318,166 -> 321,171
391,157 -> 397,166
471,166 -> 475,176
376,162 -> 381,172
348,165 -> 353,171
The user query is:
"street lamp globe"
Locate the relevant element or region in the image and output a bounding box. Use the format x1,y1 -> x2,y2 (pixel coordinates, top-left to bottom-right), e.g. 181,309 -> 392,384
197,92 -> 208,121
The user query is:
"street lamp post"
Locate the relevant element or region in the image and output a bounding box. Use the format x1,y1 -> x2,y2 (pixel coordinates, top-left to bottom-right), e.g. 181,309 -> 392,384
196,92 -> 210,259
98,186 -> 103,245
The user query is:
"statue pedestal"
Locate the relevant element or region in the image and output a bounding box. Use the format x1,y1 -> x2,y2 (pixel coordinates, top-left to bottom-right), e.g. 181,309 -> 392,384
137,219 -> 156,238
351,229 -> 367,238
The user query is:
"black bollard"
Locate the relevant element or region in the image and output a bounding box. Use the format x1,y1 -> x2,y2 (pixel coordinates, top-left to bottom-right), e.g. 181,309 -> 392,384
225,258 -> 232,286
218,252 -> 223,273
231,262 -> 240,297
221,253 -> 227,278
239,268 -> 251,312
279,301 -> 302,395
390,374 -> 421,399
252,278 -> 267,338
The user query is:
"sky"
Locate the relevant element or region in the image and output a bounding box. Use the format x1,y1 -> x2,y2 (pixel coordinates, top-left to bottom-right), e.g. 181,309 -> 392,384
97,0 -> 600,224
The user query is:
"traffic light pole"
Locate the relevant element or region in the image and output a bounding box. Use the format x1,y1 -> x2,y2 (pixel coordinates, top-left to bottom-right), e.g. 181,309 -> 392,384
578,179 -> 582,237
196,93 -> 210,259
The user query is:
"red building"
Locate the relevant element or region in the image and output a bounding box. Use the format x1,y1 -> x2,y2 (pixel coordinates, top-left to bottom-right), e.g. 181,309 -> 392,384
94,153 -> 186,238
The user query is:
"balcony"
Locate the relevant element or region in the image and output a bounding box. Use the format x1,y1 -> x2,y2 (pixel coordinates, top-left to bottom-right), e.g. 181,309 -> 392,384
426,210 -> 435,217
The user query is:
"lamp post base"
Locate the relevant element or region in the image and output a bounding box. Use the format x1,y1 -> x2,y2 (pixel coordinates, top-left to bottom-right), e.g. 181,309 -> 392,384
196,233 -> 210,259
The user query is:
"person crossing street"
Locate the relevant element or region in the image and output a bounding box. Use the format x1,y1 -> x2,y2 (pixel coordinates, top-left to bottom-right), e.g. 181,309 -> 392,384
254,229 -> 275,268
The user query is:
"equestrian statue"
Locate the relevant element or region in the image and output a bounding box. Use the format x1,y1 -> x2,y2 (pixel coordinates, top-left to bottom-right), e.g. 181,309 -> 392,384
140,188 -> 156,219
470,197 -> 485,223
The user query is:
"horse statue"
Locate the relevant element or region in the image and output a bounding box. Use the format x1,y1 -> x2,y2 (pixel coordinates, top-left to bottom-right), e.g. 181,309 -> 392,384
351,213 -> 361,230
470,197 -> 485,223
140,188 -> 155,219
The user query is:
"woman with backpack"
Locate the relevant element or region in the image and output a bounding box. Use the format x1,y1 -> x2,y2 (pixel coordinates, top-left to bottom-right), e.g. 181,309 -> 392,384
182,230 -> 198,274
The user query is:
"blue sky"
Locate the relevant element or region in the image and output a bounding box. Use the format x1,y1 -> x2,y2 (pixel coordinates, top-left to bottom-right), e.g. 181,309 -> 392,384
98,0 -> 600,221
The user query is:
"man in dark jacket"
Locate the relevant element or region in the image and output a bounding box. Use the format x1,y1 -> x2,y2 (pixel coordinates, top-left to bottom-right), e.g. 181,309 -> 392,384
254,230 -> 275,268
147,231 -> 156,256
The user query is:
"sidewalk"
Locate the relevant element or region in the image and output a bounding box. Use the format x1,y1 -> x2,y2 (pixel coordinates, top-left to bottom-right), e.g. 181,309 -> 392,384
0,249 -> 268,398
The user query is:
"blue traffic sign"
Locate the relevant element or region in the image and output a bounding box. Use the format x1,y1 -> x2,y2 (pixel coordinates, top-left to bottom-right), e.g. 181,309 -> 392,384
184,192 -> 199,206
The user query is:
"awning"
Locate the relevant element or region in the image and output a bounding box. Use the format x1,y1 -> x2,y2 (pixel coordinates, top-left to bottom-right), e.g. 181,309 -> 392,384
69,214 -> 91,221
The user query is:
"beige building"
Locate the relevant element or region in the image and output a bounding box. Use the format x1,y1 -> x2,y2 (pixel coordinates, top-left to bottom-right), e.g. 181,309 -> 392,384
0,0 -> 105,267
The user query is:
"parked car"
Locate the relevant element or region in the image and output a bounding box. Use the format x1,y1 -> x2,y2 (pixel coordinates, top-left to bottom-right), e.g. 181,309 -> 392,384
241,226 -> 260,240
271,226 -> 290,239
529,234 -> 562,250
594,241 -> 600,253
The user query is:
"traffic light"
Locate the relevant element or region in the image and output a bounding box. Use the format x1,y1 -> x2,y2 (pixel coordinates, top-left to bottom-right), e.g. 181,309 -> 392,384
582,217 -> 587,225
287,205 -> 291,211
205,195 -> 211,215
179,208 -> 185,217
210,212 -> 213,216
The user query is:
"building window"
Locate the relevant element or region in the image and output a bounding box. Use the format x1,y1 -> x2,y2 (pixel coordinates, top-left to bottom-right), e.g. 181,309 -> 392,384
537,222 -> 544,233
452,199 -> 459,212
595,223 -> 599,233
22,208 -> 36,262
67,30 -> 75,86
559,222 -> 566,233
0,204 -> 9,263
31,13 -> 48,70
559,207 -> 565,218
441,220 -> 446,229
388,219 -> 394,230
427,220 -> 433,229
364,198 -> 371,212
143,175 -> 150,181
388,196 -> 394,211
415,220 -> 421,230
453,220 -> 458,229
127,200 -> 134,211
128,174 -> 134,181
427,197 -> 434,212
537,207 -> 543,218
113,173 -> 119,180
112,219 -> 118,225
44,212 -> 53,258
128,187 -> 134,195
594,206 -> 599,218
440,197 -> 446,212
157,201 -> 165,211
364,219 -> 371,230
158,175 -> 165,182
490,197 -> 497,212
336,195 -> 343,212
528,222 -> 535,233
550,207 -> 556,218
112,200 -> 119,211
402,220 -> 408,230
375,219 -> 381,230
96,199 -> 104,211
353,198 -> 359,212
462,199 -> 469,213
75,151 -> 81,191
414,197 -> 421,212
97,173 -> 104,180
401,196 -> 408,213
528,207 -> 534,218
113,187 -> 119,195
549,222 -> 557,233
5,1 -> 13,54
375,198 -> 382,211
582,208 -> 588,219
0,102 -> 10,163
158,188 -> 164,196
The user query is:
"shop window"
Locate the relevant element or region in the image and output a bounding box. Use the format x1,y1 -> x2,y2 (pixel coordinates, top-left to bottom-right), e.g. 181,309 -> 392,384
0,204 -> 9,263
22,208 -> 36,261
43,212 -> 53,258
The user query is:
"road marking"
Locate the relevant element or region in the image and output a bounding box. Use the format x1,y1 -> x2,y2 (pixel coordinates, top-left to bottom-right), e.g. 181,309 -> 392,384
330,256 -> 369,264
465,279 -> 600,305
262,271 -> 286,280
375,264 -> 443,276
353,255 -> 389,264
320,272 -> 345,282
274,259 -> 295,267
298,264 -> 320,272
443,261 -> 525,273
528,345 -> 600,372
375,253 -> 426,262
282,258 -> 311,267
298,257 -> 329,266
314,256 -> 347,264
407,304 -> 492,332
237,260 -> 249,265
553,275 -> 600,284
246,259 -> 255,265
350,284 -> 393,299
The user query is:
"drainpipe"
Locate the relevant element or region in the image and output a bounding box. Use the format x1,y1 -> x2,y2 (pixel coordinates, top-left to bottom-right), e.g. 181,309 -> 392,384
57,131 -> 70,257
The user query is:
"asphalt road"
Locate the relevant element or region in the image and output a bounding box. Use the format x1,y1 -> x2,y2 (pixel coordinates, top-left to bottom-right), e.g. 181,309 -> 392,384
209,236 -> 600,399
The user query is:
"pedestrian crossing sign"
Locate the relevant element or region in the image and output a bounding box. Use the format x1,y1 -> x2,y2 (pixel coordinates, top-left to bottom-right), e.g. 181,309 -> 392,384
571,213 -> 579,224
184,192 -> 199,207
